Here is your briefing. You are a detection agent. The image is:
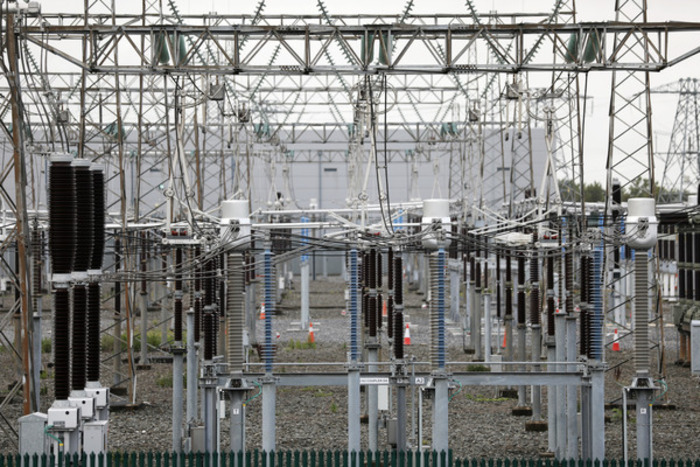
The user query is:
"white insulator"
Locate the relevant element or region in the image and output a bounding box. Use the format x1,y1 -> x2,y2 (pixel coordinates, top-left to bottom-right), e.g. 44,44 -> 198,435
221,200 -> 249,220
626,198 -> 658,250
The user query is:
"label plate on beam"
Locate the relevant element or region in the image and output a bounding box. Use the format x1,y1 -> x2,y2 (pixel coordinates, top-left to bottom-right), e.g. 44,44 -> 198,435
360,377 -> 390,385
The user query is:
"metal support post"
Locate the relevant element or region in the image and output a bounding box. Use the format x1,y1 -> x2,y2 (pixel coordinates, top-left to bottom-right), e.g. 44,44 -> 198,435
348,368 -> 361,454
139,234 -> 149,368
531,324 -> 542,421
590,365 -> 605,460
32,309 -> 41,411
555,311 -> 566,458
140,290 -> 149,367
566,315 -> 579,459
161,253 -> 169,347
262,378 -> 276,454
202,365 -> 218,454
484,291 -> 492,362
187,309 -> 198,424
432,376 -> 449,453
475,285 -> 483,361
464,255 -> 472,353
228,387 -> 246,454
113,239 -> 122,388
517,323 -> 527,407
368,346 -> 378,451
395,377 -> 407,451
580,376 -> 592,460
546,337 -> 557,454
505,315 -> 514,362
172,347 -> 184,453
469,260 -> 477,354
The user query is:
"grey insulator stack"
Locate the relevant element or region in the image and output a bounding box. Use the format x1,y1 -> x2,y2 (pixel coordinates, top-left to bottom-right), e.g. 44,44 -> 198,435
227,252 -> 246,372
393,255 -> 404,360
429,250 -> 447,370
634,252 -> 650,372
72,161 -> 93,392
194,246 -> 202,343
517,254 -> 526,325
505,254 -> 512,318
73,161 -> 94,273
546,254 -> 556,336
87,165 -> 105,382
174,248 -> 183,342
530,241 -> 540,325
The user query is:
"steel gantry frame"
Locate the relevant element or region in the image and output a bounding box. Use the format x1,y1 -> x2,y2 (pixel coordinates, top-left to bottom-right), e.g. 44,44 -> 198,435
0,0 -> 698,452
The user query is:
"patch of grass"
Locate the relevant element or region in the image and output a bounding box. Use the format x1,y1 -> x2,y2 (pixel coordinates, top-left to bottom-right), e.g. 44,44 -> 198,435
157,373 -> 173,388
611,407 -> 623,422
465,393 -> 508,403
157,372 -> 187,388
330,401 -> 338,413
147,331 -> 162,349
100,329 -> 187,353
287,339 -> 316,350
42,338 -> 52,354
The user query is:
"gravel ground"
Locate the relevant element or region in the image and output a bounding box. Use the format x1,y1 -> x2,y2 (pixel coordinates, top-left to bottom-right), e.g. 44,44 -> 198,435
0,276 -> 698,459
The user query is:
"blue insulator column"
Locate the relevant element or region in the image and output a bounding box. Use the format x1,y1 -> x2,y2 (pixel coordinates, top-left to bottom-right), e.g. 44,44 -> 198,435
584,227 -> 606,461
590,243 -> 604,361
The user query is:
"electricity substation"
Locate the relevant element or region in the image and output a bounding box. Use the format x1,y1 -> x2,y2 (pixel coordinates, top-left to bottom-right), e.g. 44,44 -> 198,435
1,0 -> 700,465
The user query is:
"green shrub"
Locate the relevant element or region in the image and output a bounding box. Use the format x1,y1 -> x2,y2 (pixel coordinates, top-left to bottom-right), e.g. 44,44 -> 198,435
287,339 -> 316,350
157,372 -> 186,388
42,338 -> 52,354
100,328 -> 187,353
157,373 -> 173,388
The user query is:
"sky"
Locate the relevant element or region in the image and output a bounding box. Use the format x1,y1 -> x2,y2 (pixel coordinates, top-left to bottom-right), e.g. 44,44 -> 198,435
42,0 -> 700,186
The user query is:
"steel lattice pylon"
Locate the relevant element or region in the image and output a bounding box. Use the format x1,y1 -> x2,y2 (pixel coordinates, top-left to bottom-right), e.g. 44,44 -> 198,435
604,0 -> 665,391
656,79 -> 700,203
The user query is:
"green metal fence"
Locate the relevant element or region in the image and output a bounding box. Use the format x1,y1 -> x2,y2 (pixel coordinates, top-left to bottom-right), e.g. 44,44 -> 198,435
5,453 -> 699,467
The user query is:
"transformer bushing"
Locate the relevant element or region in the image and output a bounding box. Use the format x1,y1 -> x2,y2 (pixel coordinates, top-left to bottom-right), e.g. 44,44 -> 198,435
225,250 -> 249,455
624,198 -> 659,463
421,199 -> 451,453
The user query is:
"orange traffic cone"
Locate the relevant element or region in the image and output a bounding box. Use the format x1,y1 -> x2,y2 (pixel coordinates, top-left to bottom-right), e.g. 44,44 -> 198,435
259,302 -> 265,320
403,323 -> 411,346
612,328 -> 620,351
382,300 -> 387,317
308,322 -> 315,344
